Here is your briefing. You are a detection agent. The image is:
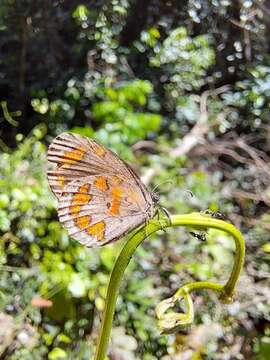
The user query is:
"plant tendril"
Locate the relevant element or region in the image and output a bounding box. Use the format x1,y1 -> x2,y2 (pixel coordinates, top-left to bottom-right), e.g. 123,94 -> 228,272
93,212 -> 245,360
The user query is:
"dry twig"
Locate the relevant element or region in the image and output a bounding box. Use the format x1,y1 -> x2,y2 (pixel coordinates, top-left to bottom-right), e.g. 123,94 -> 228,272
170,85 -> 230,158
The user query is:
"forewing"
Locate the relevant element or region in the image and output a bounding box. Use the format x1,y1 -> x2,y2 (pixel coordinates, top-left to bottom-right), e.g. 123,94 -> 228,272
47,132 -> 135,199
57,175 -> 151,247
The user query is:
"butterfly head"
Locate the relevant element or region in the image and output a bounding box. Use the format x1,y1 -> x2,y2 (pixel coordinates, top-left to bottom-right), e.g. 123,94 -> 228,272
151,191 -> 160,204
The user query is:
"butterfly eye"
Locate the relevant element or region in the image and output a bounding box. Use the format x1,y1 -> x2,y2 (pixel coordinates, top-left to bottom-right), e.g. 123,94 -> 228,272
151,192 -> 160,203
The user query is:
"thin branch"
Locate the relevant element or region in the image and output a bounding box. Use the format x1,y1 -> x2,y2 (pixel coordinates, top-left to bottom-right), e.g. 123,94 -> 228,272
236,138 -> 270,177
232,189 -> 270,206
170,85 -> 230,158
193,136 -> 270,183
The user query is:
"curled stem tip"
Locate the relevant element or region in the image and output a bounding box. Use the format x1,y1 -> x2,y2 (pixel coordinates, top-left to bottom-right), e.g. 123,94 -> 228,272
155,213 -> 245,333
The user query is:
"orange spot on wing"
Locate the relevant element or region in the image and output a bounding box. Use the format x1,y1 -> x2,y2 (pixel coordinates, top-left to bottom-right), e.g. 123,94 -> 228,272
72,184 -> 91,204
87,221 -> 105,241
73,192 -> 91,204
80,183 -> 91,193
70,183 -> 92,216
95,176 -> 108,192
75,215 -> 91,229
108,186 -> 123,215
111,186 -> 123,198
63,146 -> 86,165
57,175 -> 65,189
108,198 -> 121,215
70,204 -> 81,215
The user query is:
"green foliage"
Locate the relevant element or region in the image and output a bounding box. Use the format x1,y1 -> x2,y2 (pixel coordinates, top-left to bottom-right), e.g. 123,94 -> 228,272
224,65 -> 270,126
150,27 -> 215,91
91,80 -> 161,155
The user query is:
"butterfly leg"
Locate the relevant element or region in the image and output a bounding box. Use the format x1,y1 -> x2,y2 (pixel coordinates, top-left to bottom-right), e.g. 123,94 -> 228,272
160,206 -> 171,222
155,206 -> 171,233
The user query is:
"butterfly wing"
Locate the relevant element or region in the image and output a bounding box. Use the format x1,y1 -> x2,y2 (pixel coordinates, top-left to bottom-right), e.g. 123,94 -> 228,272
57,175 -> 151,247
47,132 -> 155,247
47,132 -> 146,199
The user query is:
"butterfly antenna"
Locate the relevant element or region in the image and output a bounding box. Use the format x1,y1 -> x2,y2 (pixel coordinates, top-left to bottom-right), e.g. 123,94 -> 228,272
152,179 -> 175,194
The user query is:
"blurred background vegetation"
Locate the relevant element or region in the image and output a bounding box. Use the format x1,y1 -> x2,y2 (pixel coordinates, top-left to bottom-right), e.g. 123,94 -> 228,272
0,1 -> 270,359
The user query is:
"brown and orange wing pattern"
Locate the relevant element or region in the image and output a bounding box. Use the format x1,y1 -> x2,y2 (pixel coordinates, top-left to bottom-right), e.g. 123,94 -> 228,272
47,132 -> 140,199
47,132 -> 155,247
57,176 -> 149,247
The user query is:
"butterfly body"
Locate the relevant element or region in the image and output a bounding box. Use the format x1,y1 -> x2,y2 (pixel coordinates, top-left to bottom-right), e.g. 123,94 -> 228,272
47,133 -> 157,247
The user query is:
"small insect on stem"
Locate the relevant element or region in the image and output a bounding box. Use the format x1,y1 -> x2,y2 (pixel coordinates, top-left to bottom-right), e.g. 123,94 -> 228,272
203,209 -> 226,220
189,231 -> 207,242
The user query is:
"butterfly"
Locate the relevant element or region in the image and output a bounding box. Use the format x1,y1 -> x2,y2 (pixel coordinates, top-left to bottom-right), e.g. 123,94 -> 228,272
47,132 -> 159,248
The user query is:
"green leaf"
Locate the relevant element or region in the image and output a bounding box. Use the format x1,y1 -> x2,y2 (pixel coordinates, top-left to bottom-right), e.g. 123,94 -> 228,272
262,243 -> 270,253
72,5 -> 89,21
48,347 -> 67,359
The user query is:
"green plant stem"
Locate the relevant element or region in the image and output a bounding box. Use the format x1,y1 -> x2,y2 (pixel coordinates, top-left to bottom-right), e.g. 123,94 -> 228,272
93,220 -> 164,360
93,212 -> 245,360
